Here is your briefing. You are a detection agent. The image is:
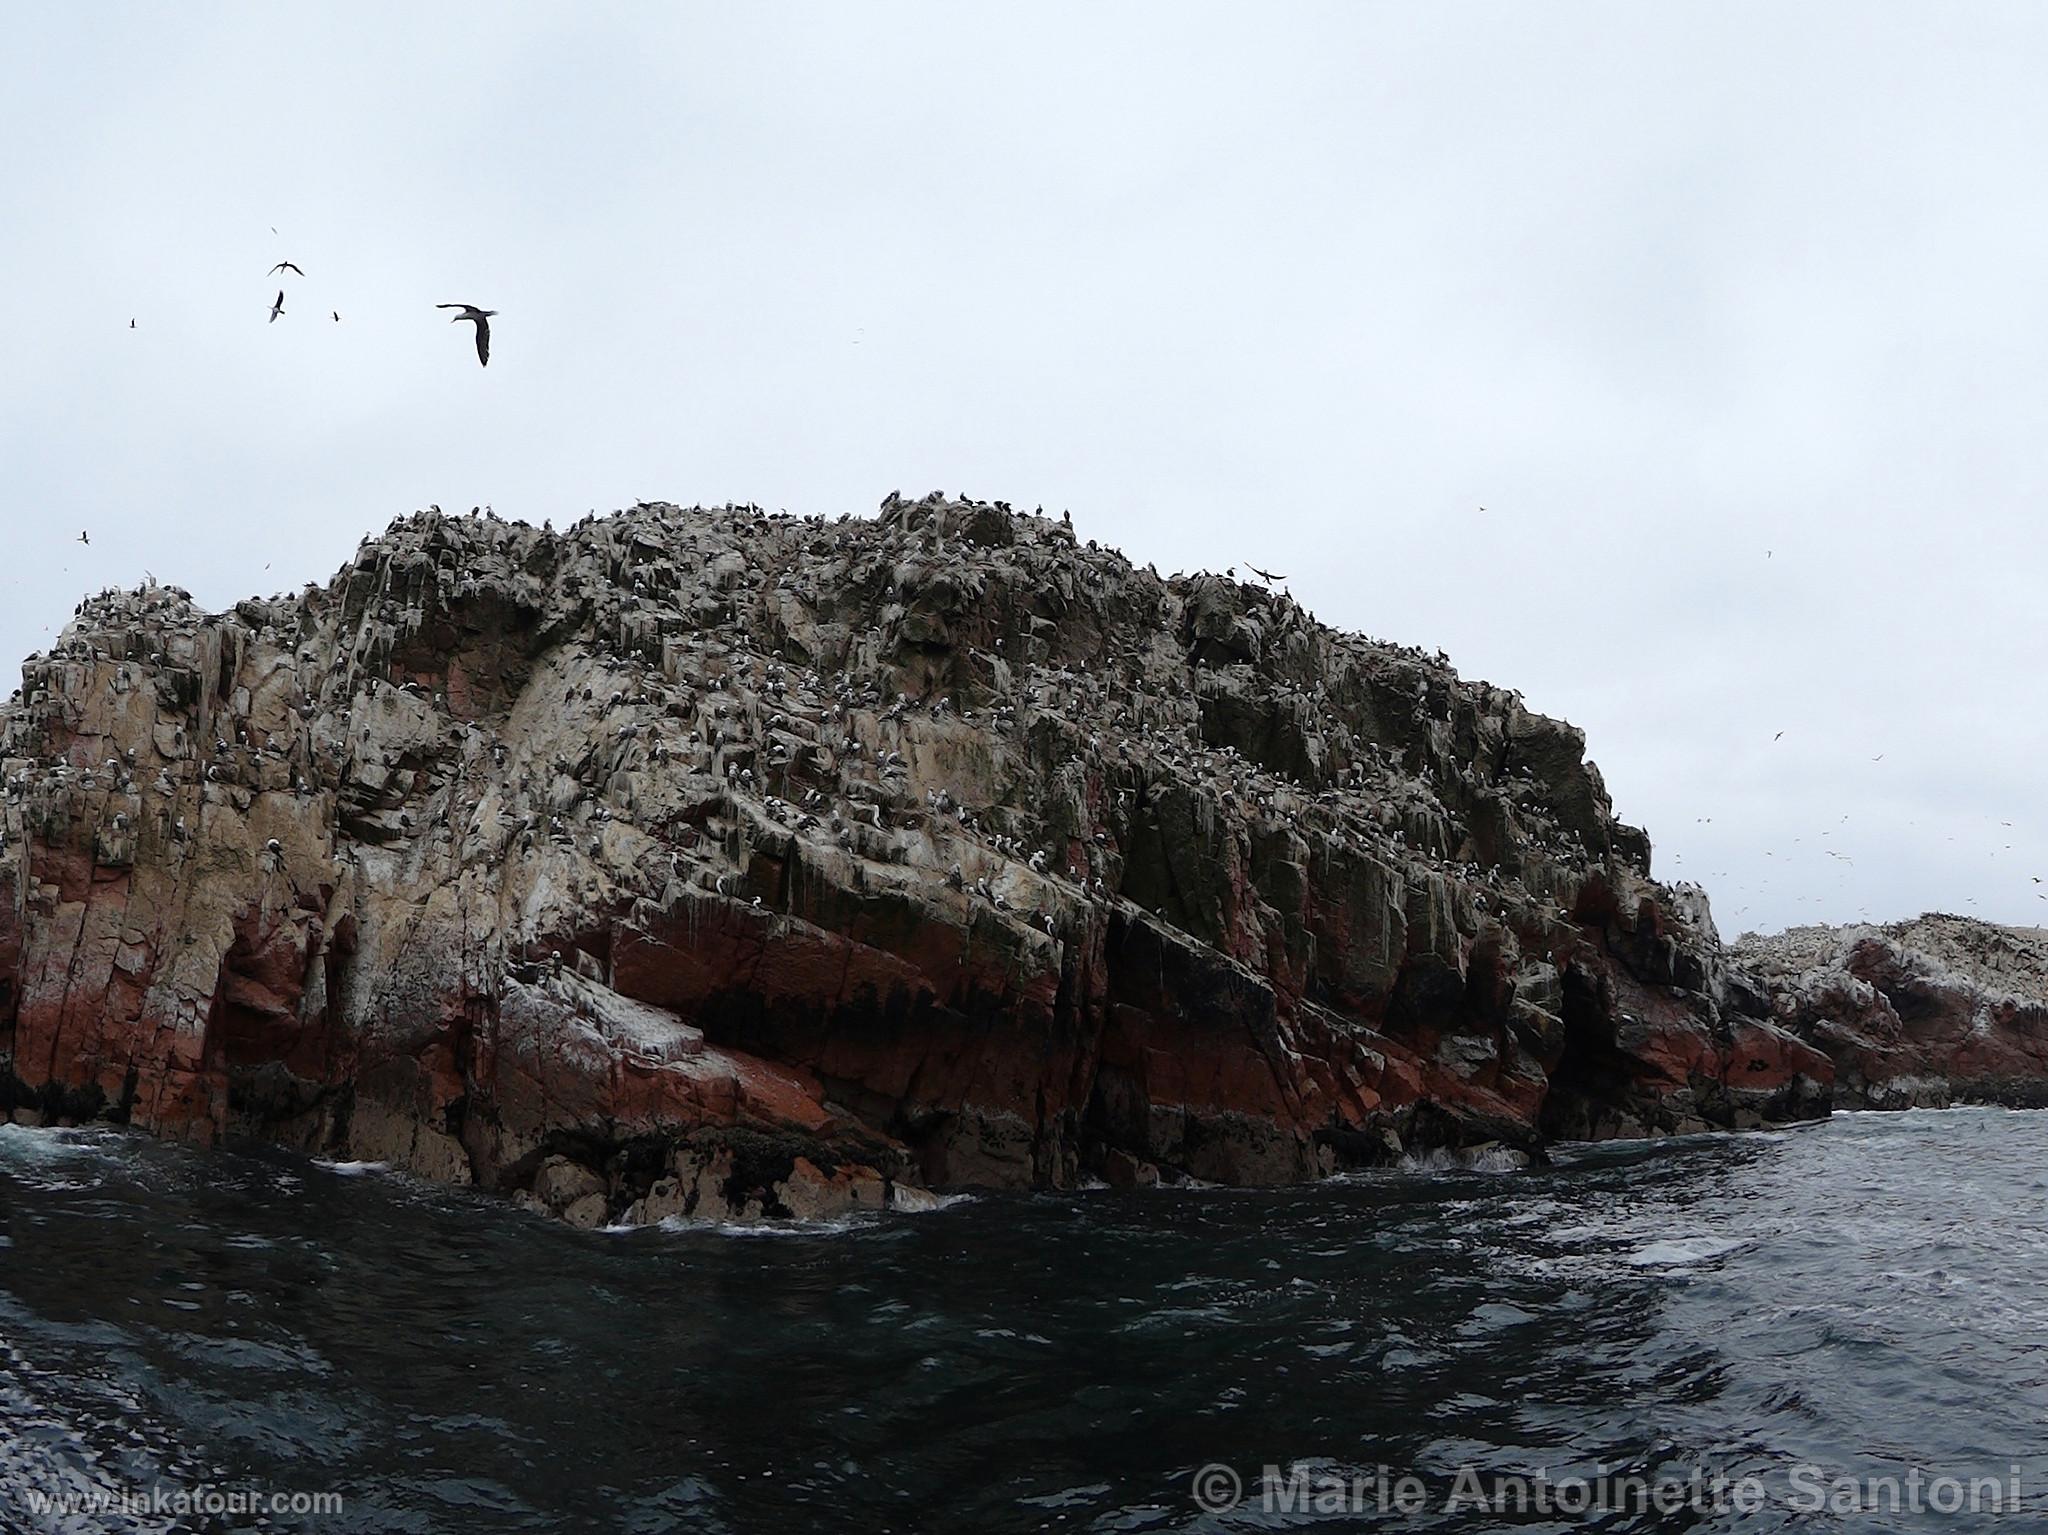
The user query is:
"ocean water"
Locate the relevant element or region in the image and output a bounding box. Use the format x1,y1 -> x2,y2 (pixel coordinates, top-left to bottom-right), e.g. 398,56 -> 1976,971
2,1109 -> 2044,1532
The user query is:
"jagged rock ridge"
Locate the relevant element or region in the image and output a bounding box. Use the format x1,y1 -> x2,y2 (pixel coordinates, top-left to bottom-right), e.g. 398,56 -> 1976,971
0,494 -> 1838,1222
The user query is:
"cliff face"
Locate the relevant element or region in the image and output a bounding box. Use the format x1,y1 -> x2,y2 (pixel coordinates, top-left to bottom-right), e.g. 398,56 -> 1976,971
0,495 -> 1833,1222
1733,916 -> 2048,1108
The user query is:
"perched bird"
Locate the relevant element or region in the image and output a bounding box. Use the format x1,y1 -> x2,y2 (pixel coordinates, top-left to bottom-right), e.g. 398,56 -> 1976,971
268,290 -> 285,324
437,304 -> 496,366
269,262 -> 305,277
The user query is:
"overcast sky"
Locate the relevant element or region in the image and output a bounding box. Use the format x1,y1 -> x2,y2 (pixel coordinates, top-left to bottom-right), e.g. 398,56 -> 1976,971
3,3 -> 2043,935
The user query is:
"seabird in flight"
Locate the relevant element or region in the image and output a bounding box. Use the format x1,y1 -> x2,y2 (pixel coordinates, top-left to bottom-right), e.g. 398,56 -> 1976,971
437,304 -> 496,366
268,290 -> 285,323
270,262 -> 305,277
78,530 -> 89,545
1245,562 -> 1286,585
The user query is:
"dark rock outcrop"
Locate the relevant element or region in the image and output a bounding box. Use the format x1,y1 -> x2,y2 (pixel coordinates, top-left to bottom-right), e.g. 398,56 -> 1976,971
0,495 -> 1842,1219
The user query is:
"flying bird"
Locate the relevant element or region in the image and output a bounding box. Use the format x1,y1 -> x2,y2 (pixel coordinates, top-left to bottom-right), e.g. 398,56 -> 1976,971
1773,731 -> 1783,741
1245,563 -> 1287,584
332,310 -> 340,322
129,319 -> 135,329
78,530 -> 89,545
268,290 -> 285,323
270,262 -> 305,277
437,304 -> 496,366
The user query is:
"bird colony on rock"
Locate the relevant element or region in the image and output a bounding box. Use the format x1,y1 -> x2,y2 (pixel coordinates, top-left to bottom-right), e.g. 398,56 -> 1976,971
5,493 -> 2034,1225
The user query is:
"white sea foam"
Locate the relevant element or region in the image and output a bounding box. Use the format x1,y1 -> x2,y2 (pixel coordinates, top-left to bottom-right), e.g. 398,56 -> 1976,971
597,1214 -> 872,1238
1623,1234 -> 1753,1269
0,1124 -> 120,1159
677,1214 -> 876,1239
311,1158 -> 390,1177
1397,1144 -> 1531,1174
903,1190 -> 976,1212
615,1189 -> 976,1239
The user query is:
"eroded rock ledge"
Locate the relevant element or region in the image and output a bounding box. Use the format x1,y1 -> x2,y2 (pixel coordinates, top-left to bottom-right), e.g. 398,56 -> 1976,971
0,493 -> 1983,1223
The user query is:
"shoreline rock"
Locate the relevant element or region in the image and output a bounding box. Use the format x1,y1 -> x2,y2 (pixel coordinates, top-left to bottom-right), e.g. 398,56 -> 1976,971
0,494 -> 2030,1221
1732,915 -> 2048,1110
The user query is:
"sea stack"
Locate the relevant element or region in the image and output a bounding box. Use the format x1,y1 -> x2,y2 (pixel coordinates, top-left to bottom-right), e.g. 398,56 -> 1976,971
4,494 -> 2033,1226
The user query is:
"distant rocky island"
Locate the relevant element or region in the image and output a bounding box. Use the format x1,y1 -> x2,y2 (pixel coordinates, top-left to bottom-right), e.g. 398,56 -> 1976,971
2,494 -> 2044,1224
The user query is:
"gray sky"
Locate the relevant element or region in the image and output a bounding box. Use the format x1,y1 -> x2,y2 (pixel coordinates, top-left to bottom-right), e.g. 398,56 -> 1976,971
4,3 -> 2043,935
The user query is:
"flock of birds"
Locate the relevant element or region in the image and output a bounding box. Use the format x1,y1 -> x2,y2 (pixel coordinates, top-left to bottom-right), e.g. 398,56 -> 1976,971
120,257 -> 502,367
2,497 -> 1620,983
27,492 -> 2046,934
29,485 -> 2043,936
89,258 -> 497,554
62,258 -> 2029,943
0,488 -> 2038,1060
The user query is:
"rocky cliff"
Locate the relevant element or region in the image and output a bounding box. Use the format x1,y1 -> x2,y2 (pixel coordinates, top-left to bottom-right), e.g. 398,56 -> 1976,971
0,494 -> 1841,1223
1733,915 -> 2048,1108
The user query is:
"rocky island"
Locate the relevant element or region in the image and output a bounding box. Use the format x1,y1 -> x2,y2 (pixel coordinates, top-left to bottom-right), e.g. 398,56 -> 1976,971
2,494 -> 2043,1225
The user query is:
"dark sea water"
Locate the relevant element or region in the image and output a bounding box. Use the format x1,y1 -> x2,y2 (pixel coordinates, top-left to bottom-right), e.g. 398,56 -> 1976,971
2,1109 -> 2045,1533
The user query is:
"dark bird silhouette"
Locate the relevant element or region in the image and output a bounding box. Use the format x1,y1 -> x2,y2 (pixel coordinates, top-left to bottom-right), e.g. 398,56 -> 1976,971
268,290 -> 285,324
269,262 -> 305,277
78,531 -> 89,546
332,310 -> 340,322
1245,562 -> 1286,584
129,319 -> 135,329
1773,731 -> 1784,741
437,304 -> 496,366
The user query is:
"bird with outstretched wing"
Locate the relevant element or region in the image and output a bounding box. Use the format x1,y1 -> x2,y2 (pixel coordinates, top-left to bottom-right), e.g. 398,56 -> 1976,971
437,304 -> 497,366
